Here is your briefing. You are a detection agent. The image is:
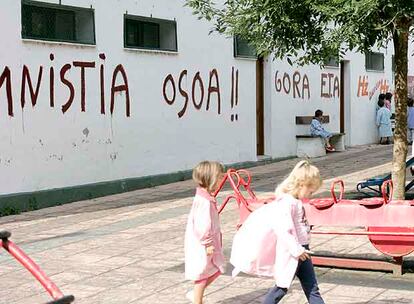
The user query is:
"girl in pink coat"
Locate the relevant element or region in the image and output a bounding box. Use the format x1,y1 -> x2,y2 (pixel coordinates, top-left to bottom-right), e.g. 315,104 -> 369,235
185,161 -> 225,304
230,160 -> 325,304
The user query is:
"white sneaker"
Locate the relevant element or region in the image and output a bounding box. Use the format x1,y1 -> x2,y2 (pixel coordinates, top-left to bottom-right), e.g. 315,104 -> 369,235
185,290 -> 194,303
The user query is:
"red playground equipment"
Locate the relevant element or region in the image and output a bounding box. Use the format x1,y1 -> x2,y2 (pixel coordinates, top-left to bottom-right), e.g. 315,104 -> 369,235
0,231 -> 74,304
215,169 -> 414,275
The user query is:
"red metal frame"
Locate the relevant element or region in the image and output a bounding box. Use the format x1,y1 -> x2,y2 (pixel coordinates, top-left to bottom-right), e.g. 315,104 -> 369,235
216,170 -> 414,275
305,180 -> 414,274
0,231 -> 74,304
214,169 -> 274,228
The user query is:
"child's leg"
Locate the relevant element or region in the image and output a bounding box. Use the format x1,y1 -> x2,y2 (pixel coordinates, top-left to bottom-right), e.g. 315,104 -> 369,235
296,258 -> 325,304
193,280 -> 208,304
263,286 -> 288,304
205,270 -> 220,287
192,271 -> 220,304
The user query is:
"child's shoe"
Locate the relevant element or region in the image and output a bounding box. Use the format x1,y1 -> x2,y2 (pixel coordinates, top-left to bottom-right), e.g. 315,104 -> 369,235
326,146 -> 335,152
185,290 -> 194,303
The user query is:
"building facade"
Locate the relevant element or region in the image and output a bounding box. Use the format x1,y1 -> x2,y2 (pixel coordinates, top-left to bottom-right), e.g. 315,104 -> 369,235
0,0 -> 412,209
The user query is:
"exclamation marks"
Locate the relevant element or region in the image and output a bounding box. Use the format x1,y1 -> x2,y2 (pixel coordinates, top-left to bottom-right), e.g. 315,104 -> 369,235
231,67 -> 239,122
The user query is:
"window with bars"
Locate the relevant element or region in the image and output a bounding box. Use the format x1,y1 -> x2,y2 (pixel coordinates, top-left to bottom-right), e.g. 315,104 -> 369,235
365,52 -> 384,71
124,15 -> 177,52
21,0 -> 95,44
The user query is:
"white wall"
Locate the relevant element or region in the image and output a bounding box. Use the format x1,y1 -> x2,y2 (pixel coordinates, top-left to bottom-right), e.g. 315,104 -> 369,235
267,57 -> 341,157
345,47 -> 394,146
266,47 -> 397,158
0,0 -> 411,196
0,0 -> 257,195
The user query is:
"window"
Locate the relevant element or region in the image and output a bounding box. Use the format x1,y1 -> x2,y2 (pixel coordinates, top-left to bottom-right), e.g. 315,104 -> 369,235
21,0 -> 95,44
324,57 -> 339,67
234,36 -> 257,58
124,15 -> 177,52
365,52 -> 384,71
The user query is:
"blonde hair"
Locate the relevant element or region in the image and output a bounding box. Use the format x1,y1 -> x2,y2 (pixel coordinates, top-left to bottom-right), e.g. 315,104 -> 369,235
275,160 -> 322,198
192,161 -> 225,193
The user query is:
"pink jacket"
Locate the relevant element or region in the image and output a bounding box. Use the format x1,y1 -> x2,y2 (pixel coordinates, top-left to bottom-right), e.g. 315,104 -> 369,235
230,194 -> 305,288
185,187 -> 225,281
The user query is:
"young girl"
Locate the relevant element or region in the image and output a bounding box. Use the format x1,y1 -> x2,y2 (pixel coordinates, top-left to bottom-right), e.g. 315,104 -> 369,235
376,99 -> 393,144
184,161 -> 225,304
230,160 -> 325,304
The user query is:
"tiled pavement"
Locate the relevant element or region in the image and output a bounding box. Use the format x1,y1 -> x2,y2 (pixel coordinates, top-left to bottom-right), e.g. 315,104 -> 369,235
0,144 -> 413,304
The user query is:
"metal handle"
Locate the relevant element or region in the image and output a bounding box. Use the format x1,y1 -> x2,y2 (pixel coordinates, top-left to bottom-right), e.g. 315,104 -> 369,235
381,179 -> 393,204
213,168 -> 240,197
236,169 -> 257,200
236,169 -> 252,187
218,195 -> 238,214
330,179 -> 344,204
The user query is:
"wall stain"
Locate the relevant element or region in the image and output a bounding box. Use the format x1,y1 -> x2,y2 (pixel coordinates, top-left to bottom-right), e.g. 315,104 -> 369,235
110,152 -> 118,161
82,128 -> 90,137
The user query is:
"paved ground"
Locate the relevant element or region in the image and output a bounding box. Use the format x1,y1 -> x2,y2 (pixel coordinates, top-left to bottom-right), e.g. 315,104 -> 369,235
0,144 -> 413,304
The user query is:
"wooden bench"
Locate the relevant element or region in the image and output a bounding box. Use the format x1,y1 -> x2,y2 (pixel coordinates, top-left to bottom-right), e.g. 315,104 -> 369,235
296,115 -> 345,158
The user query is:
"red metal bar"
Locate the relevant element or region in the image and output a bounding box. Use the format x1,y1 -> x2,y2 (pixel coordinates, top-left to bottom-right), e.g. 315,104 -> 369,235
303,201 -> 414,227
311,256 -> 403,275
236,170 -> 257,200
1,239 -> 64,300
330,179 -> 344,203
381,179 -> 393,203
229,184 -> 255,213
213,169 -> 240,197
312,230 -> 414,237
218,194 -> 238,214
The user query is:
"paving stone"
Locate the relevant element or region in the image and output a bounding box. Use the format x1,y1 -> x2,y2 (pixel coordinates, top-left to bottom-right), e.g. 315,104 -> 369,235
1,145 -> 413,303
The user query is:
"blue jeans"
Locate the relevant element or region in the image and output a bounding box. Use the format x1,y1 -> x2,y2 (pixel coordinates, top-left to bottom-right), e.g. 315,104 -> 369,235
263,246 -> 324,304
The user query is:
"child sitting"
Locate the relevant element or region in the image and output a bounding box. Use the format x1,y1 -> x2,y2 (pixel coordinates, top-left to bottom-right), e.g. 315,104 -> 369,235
310,109 -> 335,152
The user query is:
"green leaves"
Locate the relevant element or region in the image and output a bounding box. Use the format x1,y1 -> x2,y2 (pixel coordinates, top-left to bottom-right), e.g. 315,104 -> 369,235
185,0 -> 413,66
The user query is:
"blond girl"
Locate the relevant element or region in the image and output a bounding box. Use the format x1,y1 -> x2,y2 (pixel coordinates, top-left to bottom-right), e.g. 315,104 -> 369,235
231,160 -> 325,304
184,161 -> 225,304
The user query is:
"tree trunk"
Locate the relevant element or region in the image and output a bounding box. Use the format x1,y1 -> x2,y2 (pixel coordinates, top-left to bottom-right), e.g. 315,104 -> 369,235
391,20 -> 410,200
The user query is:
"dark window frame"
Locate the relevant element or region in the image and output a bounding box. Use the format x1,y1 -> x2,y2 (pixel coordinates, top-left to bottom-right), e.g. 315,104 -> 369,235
124,14 -> 178,52
21,0 -> 96,45
233,36 -> 257,59
365,51 -> 385,71
324,57 -> 340,68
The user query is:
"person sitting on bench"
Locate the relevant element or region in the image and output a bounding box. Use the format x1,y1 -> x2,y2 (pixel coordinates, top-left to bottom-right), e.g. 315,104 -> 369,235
310,109 -> 335,152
